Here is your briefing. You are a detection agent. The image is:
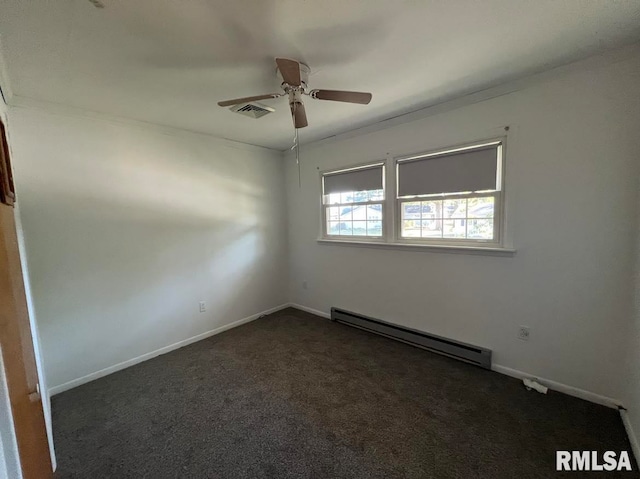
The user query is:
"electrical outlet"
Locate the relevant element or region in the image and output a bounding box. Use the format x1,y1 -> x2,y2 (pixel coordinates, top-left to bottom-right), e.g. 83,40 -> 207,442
199,301 -> 206,313
518,326 -> 530,341
302,281 -> 308,290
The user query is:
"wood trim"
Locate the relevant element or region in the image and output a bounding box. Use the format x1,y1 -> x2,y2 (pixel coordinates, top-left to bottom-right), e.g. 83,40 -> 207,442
0,116 -> 52,477
0,119 -> 16,206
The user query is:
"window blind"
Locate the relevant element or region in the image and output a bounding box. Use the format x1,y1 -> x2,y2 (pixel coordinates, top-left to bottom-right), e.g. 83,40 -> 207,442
323,165 -> 383,195
397,144 -> 499,198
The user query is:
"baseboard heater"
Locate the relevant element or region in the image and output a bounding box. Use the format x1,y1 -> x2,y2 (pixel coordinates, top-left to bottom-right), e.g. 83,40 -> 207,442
331,307 -> 492,369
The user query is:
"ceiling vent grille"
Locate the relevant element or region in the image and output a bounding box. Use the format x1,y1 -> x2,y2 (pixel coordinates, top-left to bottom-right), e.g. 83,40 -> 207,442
230,102 -> 275,119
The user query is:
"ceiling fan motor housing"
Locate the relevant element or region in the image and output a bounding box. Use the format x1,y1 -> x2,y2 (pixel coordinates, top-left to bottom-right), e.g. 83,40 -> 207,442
288,88 -> 304,106
277,62 -> 311,90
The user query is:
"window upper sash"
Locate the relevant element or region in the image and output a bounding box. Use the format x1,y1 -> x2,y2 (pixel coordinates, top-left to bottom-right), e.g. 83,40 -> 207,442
322,164 -> 384,197
397,143 -> 500,198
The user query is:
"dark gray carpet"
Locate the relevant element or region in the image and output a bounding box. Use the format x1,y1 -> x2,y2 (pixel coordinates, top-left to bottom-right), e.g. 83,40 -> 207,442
52,308 -> 637,478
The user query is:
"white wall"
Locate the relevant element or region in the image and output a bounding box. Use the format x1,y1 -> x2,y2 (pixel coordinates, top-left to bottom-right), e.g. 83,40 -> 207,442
7,106 -> 289,390
3,42 -> 639,468
286,48 -> 640,403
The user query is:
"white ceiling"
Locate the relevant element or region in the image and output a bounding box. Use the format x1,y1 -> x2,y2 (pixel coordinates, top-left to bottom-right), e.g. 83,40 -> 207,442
1,0 -> 639,150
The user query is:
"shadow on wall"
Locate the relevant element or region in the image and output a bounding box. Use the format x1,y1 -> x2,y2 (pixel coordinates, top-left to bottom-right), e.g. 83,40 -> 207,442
10,116 -> 285,388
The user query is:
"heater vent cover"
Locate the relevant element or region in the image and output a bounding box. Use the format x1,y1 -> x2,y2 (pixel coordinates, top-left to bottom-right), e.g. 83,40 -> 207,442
230,102 -> 275,119
331,307 -> 492,369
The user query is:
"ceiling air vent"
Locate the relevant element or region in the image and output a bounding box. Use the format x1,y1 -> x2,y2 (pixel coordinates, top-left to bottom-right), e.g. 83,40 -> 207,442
230,102 -> 274,119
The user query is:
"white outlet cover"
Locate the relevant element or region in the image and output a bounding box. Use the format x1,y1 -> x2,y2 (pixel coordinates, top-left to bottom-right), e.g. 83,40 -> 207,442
199,301 -> 206,312
518,326 -> 530,341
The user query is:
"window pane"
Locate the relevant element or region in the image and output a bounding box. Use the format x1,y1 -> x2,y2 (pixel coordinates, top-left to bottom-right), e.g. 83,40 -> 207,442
444,199 -> 466,219
353,221 -> 367,236
467,196 -> 494,218
326,193 -> 341,205
421,200 -> 441,219
368,189 -> 384,201
468,219 -> 494,239
401,202 -> 419,237
339,222 -> 353,235
327,204 -> 383,237
340,191 -> 354,204
367,220 -> 382,236
327,206 -> 340,221
402,222 -> 421,237
401,201 -> 421,220
325,188 -> 384,205
366,204 -> 383,220
350,205 -> 367,221
352,190 -> 371,203
400,197 -> 497,242
443,219 -> 466,238
339,206 -> 353,222
421,219 -> 442,238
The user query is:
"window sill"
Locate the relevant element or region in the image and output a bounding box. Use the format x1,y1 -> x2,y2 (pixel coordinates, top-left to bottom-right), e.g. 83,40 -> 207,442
317,238 -> 516,256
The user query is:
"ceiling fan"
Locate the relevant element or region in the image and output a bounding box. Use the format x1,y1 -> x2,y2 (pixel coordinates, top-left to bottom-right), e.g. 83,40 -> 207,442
217,58 -> 373,129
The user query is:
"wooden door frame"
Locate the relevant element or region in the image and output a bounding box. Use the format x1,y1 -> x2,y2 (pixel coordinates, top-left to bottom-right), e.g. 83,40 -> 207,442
0,115 -> 53,478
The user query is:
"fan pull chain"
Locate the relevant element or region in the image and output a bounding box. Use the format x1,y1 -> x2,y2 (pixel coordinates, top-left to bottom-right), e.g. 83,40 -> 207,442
290,102 -> 301,188
295,128 -> 300,188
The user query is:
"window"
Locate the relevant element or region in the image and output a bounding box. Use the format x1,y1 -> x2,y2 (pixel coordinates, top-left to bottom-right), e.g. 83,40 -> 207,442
322,163 -> 385,239
319,139 -> 508,252
396,141 -> 502,245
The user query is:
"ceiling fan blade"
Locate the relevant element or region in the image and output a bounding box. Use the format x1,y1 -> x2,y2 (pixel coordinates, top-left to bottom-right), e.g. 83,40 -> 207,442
290,102 -> 308,129
276,58 -> 301,86
218,93 -> 281,107
310,89 -> 372,105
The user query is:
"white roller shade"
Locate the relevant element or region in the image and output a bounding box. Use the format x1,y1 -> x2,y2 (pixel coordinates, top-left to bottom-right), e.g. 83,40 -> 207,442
323,165 -> 383,195
398,145 -> 499,197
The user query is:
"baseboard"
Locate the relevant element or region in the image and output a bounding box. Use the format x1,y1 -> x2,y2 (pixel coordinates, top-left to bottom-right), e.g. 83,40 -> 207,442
288,303 -> 625,410
621,410 -> 640,466
52,301 -> 636,460
288,303 -> 331,319
492,364 -> 623,409
49,303 -> 290,396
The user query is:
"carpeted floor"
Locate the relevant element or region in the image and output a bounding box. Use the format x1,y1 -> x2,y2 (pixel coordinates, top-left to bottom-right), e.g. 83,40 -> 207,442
52,308 -> 637,478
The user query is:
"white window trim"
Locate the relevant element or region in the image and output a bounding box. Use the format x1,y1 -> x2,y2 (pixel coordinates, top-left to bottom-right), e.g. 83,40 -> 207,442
317,136 -> 515,256
317,238 -> 516,256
